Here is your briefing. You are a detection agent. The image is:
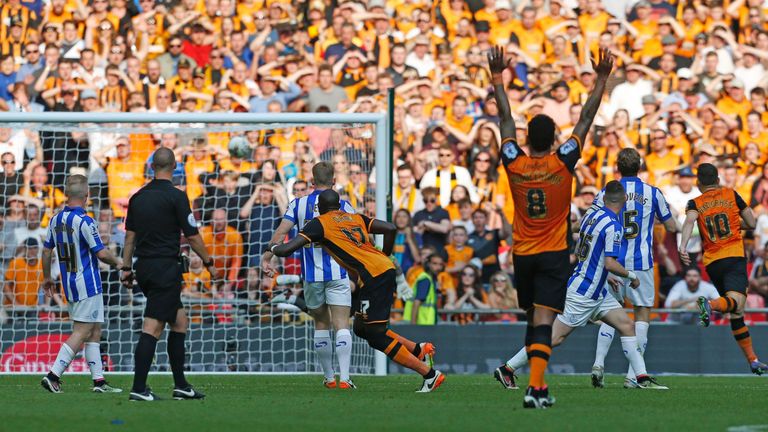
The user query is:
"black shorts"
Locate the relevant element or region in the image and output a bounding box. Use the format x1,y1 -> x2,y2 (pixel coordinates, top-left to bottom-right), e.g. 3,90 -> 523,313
135,257 -> 184,324
705,257 -> 748,296
513,249 -> 570,313
357,269 -> 396,323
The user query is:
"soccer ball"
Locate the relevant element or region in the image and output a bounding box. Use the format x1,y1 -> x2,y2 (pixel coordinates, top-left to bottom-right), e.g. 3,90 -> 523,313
228,136 -> 251,159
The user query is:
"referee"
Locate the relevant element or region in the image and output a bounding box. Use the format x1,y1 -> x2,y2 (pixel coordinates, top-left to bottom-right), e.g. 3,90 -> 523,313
121,147 -> 219,402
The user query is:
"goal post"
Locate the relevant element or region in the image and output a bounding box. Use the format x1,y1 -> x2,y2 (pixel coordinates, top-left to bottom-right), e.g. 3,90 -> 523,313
0,111 -> 390,376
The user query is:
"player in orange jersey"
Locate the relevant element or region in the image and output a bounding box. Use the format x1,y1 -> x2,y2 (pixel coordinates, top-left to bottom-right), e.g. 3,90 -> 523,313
270,190 -> 446,392
679,163 -> 767,375
488,45 -> 614,408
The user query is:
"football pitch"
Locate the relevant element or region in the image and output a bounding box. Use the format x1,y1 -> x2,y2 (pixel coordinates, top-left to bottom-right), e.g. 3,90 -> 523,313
1,374 -> 765,431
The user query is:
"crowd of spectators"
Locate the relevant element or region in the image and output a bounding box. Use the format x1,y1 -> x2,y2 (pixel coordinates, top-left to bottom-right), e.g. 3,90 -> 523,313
2,0 -> 768,325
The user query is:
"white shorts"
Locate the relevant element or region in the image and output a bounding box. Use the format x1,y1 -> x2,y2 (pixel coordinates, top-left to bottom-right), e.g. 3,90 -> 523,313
614,268 -> 655,307
558,290 -> 622,328
67,294 -> 104,323
304,278 -> 351,310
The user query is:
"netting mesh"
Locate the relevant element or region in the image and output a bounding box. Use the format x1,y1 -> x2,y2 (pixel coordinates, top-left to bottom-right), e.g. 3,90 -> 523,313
0,119 -> 378,374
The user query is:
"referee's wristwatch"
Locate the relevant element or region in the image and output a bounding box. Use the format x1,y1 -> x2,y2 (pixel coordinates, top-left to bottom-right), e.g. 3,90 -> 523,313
203,259 -> 215,268
120,266 -> 132,272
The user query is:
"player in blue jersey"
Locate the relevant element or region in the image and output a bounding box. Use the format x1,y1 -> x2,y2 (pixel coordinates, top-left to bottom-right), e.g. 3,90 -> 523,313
501,182 -> 667,402
261,161 -> 357,388
590,148 -> 679,389
40,175 -> 123,394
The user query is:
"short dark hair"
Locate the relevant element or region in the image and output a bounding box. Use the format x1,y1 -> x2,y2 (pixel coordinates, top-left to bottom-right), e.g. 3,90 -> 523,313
604,180 -> 626,205
397,163 -> 412,173
617,148 -> 642,177
151,147 -> 176,173
312,161 -> 334,187
472,208 -> 488,219
527,114 -> 557,153
697,163 -> 719,186
318,189 -> 341,214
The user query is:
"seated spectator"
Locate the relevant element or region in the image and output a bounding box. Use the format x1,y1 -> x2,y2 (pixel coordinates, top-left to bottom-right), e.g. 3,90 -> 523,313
199,208 -> 244,289
664,267 -> 719,324
391,207 -> 421,271
0,152 -> 23,208
451,199 -> 475,233
444,264 -> 489,324
444,225 -> 474,286
467,208 -> 511,284
94,136 -> 145,218
307,64 -> 349,112
420,143 -> 478,207
3,238 -> 48,316
20,161 -> 65,227
445,185 -> 470,221
393,164 -> 423,215
239,183 -> 285,267
486,271 -> 519,322
13,203 -> 45,249
412,187 -> 451,254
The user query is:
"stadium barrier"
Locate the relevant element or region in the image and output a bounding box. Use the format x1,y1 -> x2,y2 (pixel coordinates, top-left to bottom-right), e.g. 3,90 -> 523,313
2,318 -> 766,375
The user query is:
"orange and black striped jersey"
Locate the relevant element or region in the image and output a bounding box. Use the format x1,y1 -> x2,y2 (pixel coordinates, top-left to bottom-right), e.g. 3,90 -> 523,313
300,211 -> 395,286
500,135 -> 580,256
687,187 -> 747,266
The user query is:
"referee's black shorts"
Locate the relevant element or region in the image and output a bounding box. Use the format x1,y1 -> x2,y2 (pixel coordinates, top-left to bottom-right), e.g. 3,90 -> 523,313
135,257 -> 184,323
705,256 -> 748,296
513,249 -> 570,313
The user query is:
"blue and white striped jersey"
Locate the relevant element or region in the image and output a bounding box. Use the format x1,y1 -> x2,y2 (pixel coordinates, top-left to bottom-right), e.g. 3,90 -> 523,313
594,177 -> 672,271
43,206 -> 104,303
568,207 -> 623,300
283,190 -> 354,282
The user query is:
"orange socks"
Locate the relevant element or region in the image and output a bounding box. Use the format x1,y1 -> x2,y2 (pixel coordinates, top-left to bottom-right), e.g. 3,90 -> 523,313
731,318 -> 758,363
386,330 -> 417,352
710,297 -> 738,313
383,332 -> 430,376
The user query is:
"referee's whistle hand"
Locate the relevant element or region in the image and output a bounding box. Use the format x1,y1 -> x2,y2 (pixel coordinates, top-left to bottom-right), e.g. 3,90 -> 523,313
120,270 -> 135,288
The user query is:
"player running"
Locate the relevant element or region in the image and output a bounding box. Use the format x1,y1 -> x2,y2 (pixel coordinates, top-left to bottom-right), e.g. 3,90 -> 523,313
40,174 -> 123,394
270,190 -> 444,393
500,181 -> 668,399
262,162 -> 357,389
679,163 -> 768,375
590,148 -> 679,389
488,45 -> 614,408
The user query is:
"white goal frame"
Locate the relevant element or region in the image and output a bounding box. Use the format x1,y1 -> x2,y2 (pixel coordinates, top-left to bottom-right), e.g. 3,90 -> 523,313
0,111 -> 391,376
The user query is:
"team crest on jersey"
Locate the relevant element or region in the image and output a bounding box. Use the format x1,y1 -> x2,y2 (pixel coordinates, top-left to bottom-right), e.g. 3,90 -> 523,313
559,139 -> 577,155
502,142 -> 519,160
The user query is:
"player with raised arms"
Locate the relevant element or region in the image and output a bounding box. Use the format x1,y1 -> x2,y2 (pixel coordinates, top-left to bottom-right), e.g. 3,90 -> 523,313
590,148 -> 679,389
679,163 -> 767,375
269,190 -> 445,393
500,181 -> 669,399
40,174 -> 123,394
488,45 -> 614,408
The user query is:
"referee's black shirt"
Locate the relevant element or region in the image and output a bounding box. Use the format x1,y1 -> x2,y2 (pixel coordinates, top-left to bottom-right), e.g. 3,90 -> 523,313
125,179 -> 199,258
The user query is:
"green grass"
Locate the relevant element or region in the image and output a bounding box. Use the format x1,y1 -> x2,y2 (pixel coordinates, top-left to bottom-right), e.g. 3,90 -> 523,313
0,374 -> 766,431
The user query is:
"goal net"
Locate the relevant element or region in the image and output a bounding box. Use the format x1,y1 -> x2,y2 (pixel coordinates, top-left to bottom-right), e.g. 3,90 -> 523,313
0,112 -> 388,375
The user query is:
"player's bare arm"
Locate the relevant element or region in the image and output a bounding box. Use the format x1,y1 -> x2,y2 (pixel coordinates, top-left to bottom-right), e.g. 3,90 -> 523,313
271,234 -> 311,258
121,230 -> 137,287
488,45 -> 516,141
741,206 -> 757,230
572,49 -> 614,146
187,233 -> 221,282
663,216 -> 679,234
678,210 -> 699,266
604,256 -> 640,289
261,218 -> 295,275
96,248 -> 122,269
367,219 -> 397,256
41,247 -> 56,297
